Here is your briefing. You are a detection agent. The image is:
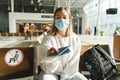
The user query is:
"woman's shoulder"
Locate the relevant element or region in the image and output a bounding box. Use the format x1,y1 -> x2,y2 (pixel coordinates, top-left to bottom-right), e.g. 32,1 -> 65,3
41,34 -> 55,44
43,34 -> 55,40
72,33 -> 80,40
71,33 -> 81,44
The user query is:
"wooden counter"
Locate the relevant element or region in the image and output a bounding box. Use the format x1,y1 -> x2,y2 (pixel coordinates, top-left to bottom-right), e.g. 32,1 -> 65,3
113,35 -> 120,59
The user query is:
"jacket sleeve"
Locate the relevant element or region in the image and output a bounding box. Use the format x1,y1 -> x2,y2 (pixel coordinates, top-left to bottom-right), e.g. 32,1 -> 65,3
60,38 -> 81,79
39,36 -> 59,73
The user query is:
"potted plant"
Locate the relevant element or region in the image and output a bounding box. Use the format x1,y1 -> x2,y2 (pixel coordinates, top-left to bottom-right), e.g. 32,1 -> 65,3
100,30 -> 104,36
115,27 -> 120,35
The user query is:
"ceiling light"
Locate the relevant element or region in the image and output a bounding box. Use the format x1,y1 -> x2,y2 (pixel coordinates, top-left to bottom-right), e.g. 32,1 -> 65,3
37,0 -> 41,3
8,6 -> 11,11
35,7 -> 37,11
8,0 -> 10,11
66,1 -> 67,6
39,3 -> 42,6
31,0 -> 34,4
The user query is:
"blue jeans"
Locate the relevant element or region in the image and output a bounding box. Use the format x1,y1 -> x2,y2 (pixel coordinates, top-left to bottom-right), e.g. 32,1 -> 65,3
38,71 -> 59,80
38,71 -> 88,80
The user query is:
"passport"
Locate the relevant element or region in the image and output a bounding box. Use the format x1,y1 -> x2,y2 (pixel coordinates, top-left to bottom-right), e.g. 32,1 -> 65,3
48,46 -> 70,56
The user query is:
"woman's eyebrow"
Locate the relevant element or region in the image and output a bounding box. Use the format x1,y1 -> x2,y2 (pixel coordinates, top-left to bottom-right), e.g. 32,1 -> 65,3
56,14 -> 67,16
55,15 -> 59,17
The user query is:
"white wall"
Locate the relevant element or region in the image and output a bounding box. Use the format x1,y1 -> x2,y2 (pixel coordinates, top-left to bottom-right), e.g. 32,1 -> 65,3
81,11 -> 87,34
9,12 -> 53,33
78,9 -> 87,34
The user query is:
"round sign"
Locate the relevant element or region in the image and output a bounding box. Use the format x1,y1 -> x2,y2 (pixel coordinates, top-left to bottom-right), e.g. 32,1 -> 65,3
4,49 -> 24,67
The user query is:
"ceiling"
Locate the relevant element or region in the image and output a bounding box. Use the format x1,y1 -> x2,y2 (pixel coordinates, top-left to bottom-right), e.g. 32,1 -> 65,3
0,0 -> 93,14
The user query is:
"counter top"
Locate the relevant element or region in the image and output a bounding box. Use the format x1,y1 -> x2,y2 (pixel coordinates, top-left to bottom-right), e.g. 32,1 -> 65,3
0,36 -> 38,48
0,35 -> 113,47
79,35 -> 113,45
0,35 -> 114,57
0,35 -> 113,45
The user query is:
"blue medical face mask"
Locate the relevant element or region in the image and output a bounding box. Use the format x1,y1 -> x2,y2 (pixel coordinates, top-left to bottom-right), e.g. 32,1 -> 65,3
55,19 -> 69,30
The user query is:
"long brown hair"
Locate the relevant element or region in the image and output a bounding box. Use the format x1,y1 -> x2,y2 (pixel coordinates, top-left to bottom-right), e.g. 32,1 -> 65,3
49,7 -> 73,36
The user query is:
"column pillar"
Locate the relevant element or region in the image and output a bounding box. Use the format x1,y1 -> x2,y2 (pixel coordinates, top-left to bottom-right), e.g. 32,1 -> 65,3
96,0 -> 101,35
11,0 -> 14,12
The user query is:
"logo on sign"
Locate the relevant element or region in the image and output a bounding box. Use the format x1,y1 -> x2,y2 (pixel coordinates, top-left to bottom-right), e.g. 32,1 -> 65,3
4,49 -> 24,67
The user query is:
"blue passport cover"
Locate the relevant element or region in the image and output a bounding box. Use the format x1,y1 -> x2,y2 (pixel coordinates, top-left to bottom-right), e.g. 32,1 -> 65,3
48,46 -> 70,56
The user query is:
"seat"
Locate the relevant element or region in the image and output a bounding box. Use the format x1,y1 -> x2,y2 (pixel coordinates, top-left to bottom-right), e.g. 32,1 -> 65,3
14,33 -> 20,36
1,32 -> 8,36
33,32 -> 38,36
80,44 -> 111,71
80,44 -> 114,79
20,33 -> 25,36
0,47 -> 38,80
80,44 -> 120,80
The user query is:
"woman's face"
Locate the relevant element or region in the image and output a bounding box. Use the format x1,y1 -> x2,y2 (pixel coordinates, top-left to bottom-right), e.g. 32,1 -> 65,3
54,9 -> 70,22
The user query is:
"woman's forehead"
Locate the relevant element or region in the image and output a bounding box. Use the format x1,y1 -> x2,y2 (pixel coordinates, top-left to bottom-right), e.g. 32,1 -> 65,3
55,9 -> 68,16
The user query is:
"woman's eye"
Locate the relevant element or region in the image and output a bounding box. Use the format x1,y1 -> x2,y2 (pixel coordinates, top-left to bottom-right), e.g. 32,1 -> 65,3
63,17 -> 67,19
55,16 -> 67,19
55,17 -> 60,19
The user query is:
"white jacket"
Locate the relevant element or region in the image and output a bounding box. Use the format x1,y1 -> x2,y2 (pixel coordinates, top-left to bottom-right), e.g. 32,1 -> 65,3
40,33 -> 82,79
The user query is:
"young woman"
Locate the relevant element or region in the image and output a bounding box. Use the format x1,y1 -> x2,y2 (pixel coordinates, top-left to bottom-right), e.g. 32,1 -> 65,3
39,7 -> 87,80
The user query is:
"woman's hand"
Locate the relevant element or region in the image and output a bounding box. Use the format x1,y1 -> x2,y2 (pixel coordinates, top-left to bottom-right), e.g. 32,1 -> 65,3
47,47 -> 58,55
